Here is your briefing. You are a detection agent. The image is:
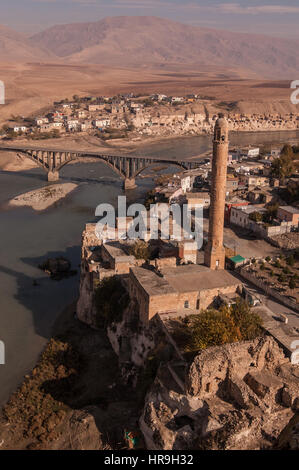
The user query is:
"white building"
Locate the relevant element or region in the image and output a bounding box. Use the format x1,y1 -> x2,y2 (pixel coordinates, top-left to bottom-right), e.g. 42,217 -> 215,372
230,205 -> 266,229
92,118 -> 111,128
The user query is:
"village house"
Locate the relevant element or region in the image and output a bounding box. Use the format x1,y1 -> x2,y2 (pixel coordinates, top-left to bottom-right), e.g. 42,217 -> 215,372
66,119 -> 79,131
239,175 -> 269,187
9,124 -> 27,133
35,117 -> 49,126
88,104 -> 106,112
224,197 -> 249,223
92,118 -> 111,128
80,121 -> 92,132
226,176 -> 239,194
277,206 -> 299,227
186,192 -> 210,209
230,204 -> 267,230
247,187 -> 274,204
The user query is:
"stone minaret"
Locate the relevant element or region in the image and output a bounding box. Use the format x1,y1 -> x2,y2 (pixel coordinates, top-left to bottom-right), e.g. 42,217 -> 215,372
204,114 -> 229,270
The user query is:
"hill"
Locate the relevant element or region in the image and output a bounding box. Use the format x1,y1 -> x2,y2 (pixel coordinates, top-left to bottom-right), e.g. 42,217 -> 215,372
30,16 -> 299,78
0,25 -> 55,62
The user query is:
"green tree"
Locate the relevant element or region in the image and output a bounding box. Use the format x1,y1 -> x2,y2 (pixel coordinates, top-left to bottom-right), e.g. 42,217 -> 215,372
230,300 -> 263,341
94,276 -> 129,328
289,278 -> 296,290
130,240 -> 150,261
263,204 -> 279,223
187,300 -> 262,352
271,145 -> 295,181
249,211 -> 263,223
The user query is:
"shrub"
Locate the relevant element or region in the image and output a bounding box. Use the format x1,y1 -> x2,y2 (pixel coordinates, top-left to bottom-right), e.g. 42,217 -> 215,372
265,256 -> 271,262
94,276 -> 129,327
187,300 -> 263,352
274,260 -> 281,268
130,240 -> 150,261
278,274 -> 286,283
286,255 -> 295,267
144,190 -> 155,210
289,279 -> 296,290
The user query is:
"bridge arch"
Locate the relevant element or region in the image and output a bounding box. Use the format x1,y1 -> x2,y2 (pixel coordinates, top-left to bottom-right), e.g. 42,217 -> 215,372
17,151 -> 50,172
132,160 -> 189,178
0,145 -> 200,187
56,154 -> 125,179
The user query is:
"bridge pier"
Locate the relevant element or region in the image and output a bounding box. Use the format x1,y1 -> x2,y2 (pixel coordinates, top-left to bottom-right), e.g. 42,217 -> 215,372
47,170 -> 59,182
123,178 -> 136,190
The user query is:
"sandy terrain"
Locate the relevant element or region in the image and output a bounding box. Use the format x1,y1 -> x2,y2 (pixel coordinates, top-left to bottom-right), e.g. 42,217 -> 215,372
0,150 -> 37,171
8,183 -> 78,211
0,60 -> 297,129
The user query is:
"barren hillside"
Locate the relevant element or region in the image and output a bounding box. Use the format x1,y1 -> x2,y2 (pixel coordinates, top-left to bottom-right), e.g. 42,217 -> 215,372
0,25 -> 55,62
30,16 -> 299,79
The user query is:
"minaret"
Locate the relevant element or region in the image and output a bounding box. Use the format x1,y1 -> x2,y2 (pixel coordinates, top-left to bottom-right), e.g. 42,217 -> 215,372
204,114 -> 229,270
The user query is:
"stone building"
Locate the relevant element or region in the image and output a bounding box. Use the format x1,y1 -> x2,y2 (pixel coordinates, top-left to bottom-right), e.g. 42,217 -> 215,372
129,264 -> 241,324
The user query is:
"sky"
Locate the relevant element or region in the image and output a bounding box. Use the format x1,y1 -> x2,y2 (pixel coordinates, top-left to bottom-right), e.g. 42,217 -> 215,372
2,0 -> 299,38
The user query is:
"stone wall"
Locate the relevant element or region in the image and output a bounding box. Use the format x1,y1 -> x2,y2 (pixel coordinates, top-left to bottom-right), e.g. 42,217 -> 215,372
239,268 -> 299,313
186,336 -> 286,398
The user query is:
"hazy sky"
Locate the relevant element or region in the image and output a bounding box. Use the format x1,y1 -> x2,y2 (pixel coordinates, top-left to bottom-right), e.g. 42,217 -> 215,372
2,0 -> 299,38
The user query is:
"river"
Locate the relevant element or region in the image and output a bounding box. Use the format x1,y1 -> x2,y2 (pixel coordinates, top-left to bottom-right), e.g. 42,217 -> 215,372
0,129 -> 298,406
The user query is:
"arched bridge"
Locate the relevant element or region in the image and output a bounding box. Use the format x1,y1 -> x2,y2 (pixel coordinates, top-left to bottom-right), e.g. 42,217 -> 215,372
0,144 -> 203,189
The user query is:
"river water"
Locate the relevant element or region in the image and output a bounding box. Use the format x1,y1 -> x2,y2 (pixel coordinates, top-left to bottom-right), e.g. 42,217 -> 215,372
0,129 -> 299,405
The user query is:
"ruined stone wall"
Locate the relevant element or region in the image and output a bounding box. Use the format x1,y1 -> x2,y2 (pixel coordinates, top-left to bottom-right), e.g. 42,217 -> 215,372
140,336 -> 298,450
131,111 -> 299,137
186,336 -> 286,398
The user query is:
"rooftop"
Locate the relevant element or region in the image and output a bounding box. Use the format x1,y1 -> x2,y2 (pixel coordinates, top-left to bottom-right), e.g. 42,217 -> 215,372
130,267 -> 176,297
103,241 -> 135,262
163,265 -> 241,293
279,206 -> 299,214
131,264 -> 241,297
234,204 -> 267,215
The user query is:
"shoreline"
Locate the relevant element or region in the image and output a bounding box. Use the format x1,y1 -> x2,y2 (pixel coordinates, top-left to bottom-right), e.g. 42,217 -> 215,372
0,299 -> 144,450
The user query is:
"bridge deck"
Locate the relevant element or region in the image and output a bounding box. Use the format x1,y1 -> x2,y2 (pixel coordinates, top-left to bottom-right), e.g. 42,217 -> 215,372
0,144 -> 207,163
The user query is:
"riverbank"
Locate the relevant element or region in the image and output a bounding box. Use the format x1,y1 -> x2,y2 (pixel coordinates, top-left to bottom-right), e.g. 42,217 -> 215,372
0,302 -> 145,450
0,151 -> 37,172
8,183 -> 78,211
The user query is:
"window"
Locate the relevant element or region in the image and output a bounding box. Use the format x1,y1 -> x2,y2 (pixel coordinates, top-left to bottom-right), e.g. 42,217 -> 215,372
184,300 -> 189,309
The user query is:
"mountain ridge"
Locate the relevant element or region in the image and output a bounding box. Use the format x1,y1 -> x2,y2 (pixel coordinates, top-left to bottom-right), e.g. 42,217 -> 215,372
0,17 -> 298,79
0,24 -> 56,62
